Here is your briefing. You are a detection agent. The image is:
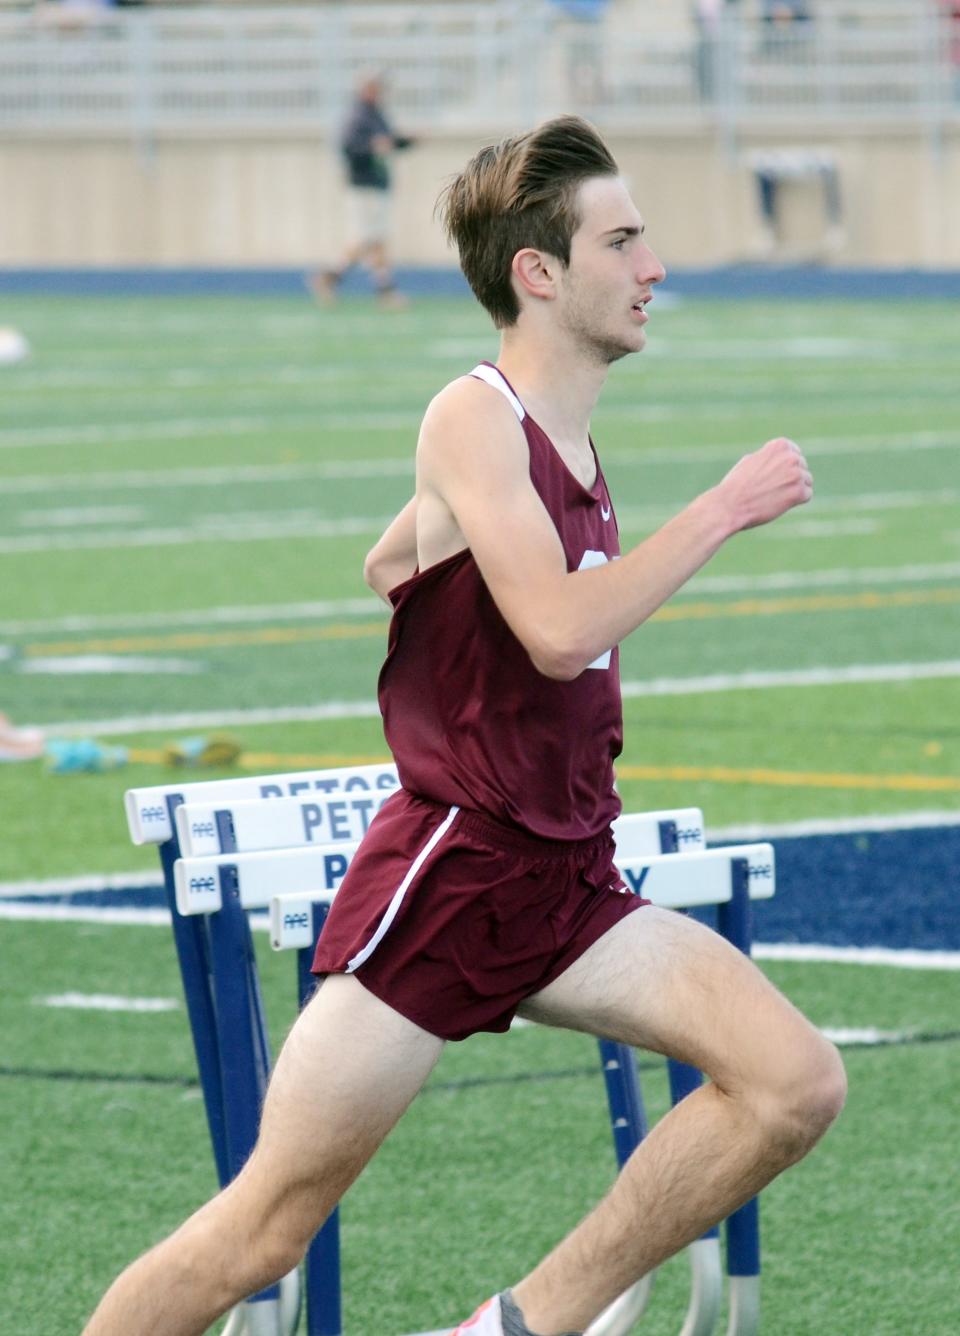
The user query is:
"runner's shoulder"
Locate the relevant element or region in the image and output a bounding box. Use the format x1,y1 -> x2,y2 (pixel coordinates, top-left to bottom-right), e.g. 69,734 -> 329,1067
420,372 -> 524,453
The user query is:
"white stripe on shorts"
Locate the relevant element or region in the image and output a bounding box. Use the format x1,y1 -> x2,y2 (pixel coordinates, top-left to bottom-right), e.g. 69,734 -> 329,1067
346,804 -> 460,973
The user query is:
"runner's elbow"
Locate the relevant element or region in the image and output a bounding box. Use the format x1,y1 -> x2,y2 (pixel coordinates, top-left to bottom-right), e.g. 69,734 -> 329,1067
362,547 -> 383,591
363,546 -> 398,602
527,627 -> 592,681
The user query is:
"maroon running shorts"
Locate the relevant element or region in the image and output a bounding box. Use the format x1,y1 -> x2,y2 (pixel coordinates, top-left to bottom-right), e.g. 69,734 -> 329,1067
311,788 -> 649,1041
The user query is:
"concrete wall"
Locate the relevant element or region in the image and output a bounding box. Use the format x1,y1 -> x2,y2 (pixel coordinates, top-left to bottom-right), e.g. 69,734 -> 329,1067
2,124 -> 958,268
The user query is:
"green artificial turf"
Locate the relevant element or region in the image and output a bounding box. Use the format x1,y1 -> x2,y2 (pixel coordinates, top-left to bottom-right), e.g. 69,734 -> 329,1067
1,290 -> 958,1333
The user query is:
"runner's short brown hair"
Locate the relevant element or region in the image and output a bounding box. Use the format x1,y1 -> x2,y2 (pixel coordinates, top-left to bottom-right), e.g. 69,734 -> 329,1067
438,115 -> 618,328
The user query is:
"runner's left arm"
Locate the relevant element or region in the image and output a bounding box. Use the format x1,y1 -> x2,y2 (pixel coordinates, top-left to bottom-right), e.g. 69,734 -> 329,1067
364,497 -> 417,603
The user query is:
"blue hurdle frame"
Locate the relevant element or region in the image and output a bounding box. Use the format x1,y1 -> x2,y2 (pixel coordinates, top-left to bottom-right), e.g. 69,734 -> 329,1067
153,799 -> 759,1336
159,795 -> 341,1334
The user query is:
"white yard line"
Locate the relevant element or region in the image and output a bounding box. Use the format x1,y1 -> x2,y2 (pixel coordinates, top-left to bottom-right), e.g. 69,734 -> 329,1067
18,506 -> 146,527
5,459 -> 413,494
28,659 -> 960,737
0,597 -> 382,637
618,430 -> 958,463
0,904 -> 173,926
754,944 -> 960,971
0,515 -> 392,555
0,412 -> 416,449
762,518 -> 880,538
819,1027 -> 914,1045
0,903 -> 269,929
0,870 -> 164,899
682,561 -> 960,595
710,810 -> 960,842
804,487 -> 958,513
619,659 -> 960,699
35,699 -> 385,736
34,992 -> 180,1012
20,655 -> 203,676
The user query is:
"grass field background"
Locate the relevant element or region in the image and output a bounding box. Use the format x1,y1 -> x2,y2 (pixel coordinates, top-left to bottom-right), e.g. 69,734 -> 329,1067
1,289 -> 958,1333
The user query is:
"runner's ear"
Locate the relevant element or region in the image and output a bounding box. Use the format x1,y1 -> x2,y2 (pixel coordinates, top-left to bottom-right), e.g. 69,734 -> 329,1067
512,248 -> 558,305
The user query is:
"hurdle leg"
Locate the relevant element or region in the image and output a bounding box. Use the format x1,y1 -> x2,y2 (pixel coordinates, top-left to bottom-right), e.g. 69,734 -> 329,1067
597,1039 -> 649,1168
723,1201 -> 760,1336
666,1060 -> 724,1336
584,1041 -> 655,1336
206,882 -> 295,1336
158,804 -> 230,1187
297,902 -> 343,1336
716,863 -> 761,1336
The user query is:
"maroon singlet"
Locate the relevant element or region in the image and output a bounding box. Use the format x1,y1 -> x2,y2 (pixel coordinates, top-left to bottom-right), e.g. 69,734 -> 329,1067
379,362 -> 623,842
311,365 -> 648,1038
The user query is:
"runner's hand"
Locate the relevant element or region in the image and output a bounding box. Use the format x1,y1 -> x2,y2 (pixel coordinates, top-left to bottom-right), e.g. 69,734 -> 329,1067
716,437 -> 813,532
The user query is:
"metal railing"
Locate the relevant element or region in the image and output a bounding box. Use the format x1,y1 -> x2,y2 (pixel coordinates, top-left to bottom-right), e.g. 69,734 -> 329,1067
0,2 -> 957,136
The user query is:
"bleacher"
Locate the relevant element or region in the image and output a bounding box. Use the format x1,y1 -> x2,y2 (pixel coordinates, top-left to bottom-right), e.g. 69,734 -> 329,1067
0,2 -> 957,134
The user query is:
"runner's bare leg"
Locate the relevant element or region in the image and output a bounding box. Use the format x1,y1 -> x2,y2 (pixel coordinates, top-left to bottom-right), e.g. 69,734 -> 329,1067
82,975 -> 443,1336
511,907 -> 846,1335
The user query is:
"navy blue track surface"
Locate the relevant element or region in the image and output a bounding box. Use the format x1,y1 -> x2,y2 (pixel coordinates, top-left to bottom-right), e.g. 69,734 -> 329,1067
2,265 -> 960,300
733,824 -> 960,952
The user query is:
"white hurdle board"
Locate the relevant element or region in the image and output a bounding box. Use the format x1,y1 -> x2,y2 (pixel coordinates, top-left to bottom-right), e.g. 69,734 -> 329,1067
172,837 -> 773,928
264,843 -> 774,949
125,761 -> 399,845
175,789 -> 394,857
171,806 -> 708,918
611,807 -> 705,857
174,800 -> 706,860
170,807 -> 703,920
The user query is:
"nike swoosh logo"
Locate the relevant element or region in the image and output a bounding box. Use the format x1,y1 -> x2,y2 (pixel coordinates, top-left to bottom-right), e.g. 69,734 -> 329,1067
601,502 -> 611,521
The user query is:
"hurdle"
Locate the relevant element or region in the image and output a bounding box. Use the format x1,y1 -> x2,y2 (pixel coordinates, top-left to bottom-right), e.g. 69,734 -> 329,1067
126,764 -> 771,1336
126,763 -> 399,1336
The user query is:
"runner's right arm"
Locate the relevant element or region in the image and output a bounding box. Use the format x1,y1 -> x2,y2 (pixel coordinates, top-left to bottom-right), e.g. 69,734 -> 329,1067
416,377 -> 812,681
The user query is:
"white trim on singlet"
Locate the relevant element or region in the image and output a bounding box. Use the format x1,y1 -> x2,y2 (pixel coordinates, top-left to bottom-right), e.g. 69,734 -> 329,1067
346,804 -> 461,972
469,363 -> 526,421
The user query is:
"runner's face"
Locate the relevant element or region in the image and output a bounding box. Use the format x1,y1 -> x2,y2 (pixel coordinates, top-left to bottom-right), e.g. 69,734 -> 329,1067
557,176 -> 666,365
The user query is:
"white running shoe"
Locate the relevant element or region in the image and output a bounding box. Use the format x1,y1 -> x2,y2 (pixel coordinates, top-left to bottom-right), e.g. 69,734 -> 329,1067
451,1295 -> 504,1335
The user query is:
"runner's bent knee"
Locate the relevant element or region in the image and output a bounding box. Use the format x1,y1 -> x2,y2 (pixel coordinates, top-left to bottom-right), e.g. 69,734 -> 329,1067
750,1027 -> 847,1161
522,905 -> 846,1143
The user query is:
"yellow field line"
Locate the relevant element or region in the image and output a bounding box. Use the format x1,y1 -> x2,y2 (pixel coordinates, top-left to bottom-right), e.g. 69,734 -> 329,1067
616,762 -> 960,793
25,622 -> 388,656
126,750 -> 391,768
236,751 -> 389,770
652,586 -> 960,622
123,748 -> 957,793
24,586 -> 960,658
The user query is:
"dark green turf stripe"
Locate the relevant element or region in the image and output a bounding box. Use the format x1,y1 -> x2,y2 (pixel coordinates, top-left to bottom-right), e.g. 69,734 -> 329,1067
0,1064 -> 198,1087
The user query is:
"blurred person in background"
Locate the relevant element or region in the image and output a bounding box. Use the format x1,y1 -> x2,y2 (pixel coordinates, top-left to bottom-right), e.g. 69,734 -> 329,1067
34,0 -> 117,32
310,70 -> 415,311
762,0 -> 811,22
943,0 -> 960,99
760,0 -> 812,58
692,0 -> 723,103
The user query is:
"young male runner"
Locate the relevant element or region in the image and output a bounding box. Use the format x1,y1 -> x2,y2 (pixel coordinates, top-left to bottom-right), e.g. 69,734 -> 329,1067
83,116 -> 845,1336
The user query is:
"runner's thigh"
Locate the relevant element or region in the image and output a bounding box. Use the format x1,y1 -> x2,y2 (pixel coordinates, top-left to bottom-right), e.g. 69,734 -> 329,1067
517,906 -> 821,1096
244,974 -> 444,1212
